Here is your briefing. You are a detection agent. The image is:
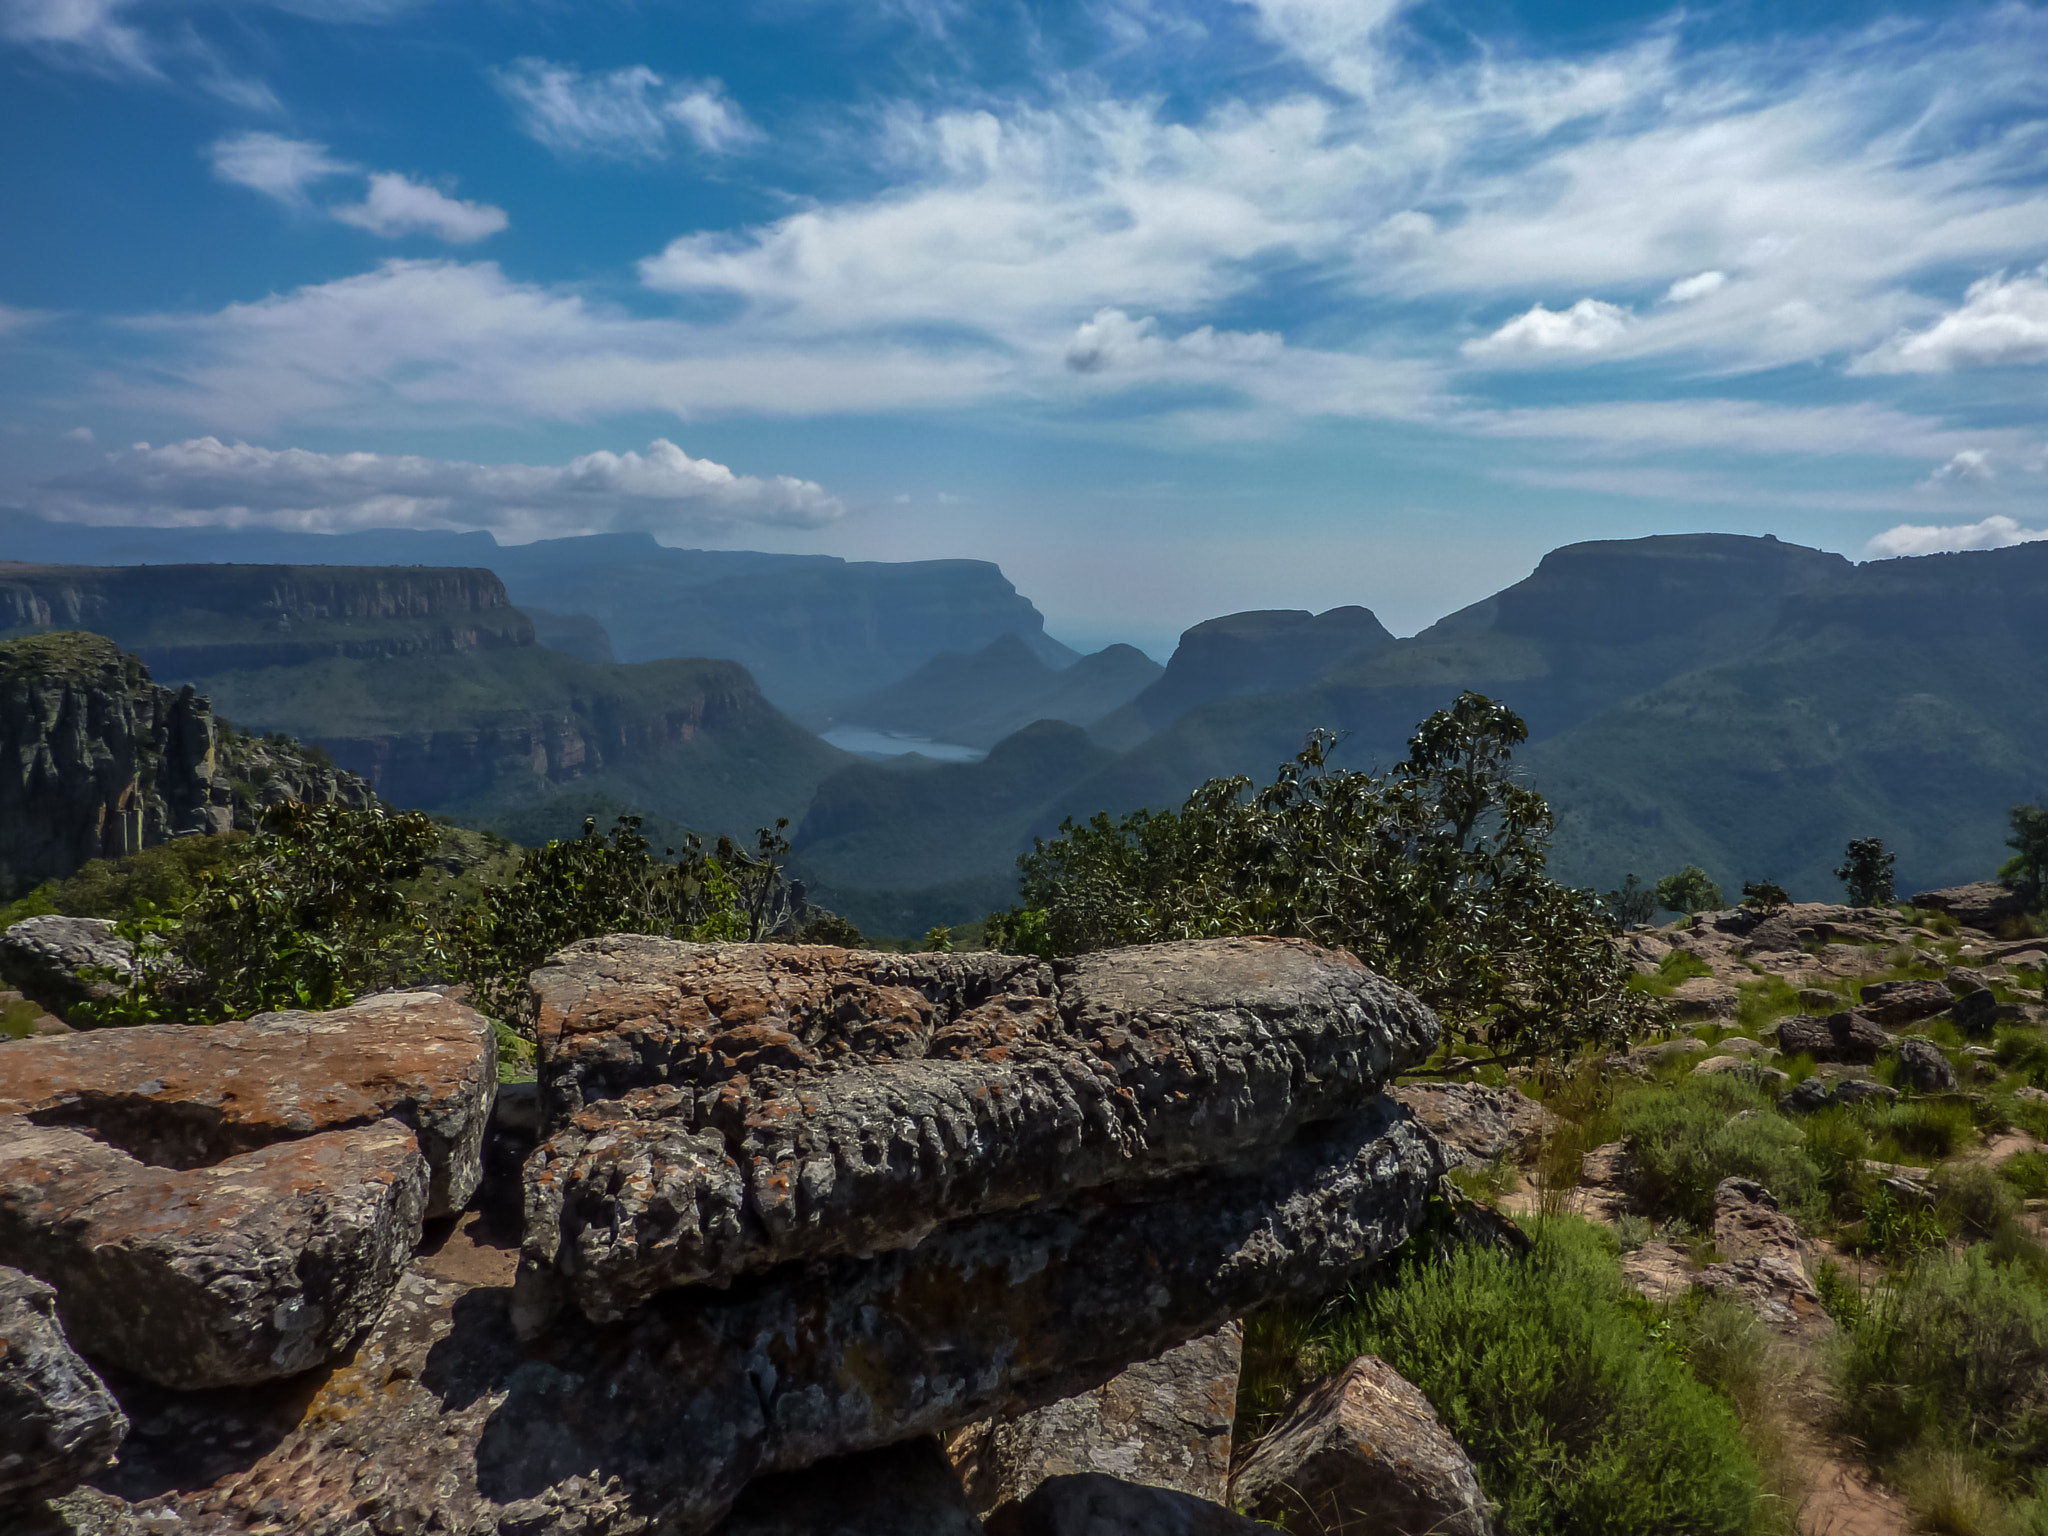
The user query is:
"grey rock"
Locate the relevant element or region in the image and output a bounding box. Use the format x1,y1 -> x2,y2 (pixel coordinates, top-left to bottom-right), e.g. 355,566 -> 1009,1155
712,1439 -> 985,1536
1950,987 -> 2012,1034
0,1265 -> 127,1506
1389,1082 -> 1558,1169
0,918 -> 132,1015
1231,1354 -> 1493,1536
1911,883 -> 2028,930
132,1098 -> 1445,1536
1780,1077 -> 1832,1115
960,1325 -> 1241,1517
1859,979 -> 1952,1026
0,1116 -> 429,1389
989,1474 -> 1265,1536
1775,1012 -> 1887,1063
518,937 -> 1437,1330
1892,1036 -> 1958,1093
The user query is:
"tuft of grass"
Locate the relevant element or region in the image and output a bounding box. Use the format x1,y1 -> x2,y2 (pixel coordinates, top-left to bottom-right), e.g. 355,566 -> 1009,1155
1736,975 -> 1804,1035
1803,1107 -> 1877,1221
1869,1099 -> 1975,1163
1895,1447 -> 2023,1536
1631,948 -> 1716,997
1620,1074 -> 1821,1228
1998,1150 -> 2048,1201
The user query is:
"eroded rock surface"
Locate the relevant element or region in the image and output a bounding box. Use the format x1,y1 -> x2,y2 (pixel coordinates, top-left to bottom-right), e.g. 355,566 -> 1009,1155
0,990 -> 496,1217
1388,1083 -> 1558,1171
0,1116 -> 428,1388
0,918 -> 132,1016
1892,1036 -> 1958,1092
1693,1178 -> 1828,1334
1231,1354 -> 1493,1536
1775,1012 -> 1887,1063
1858,980 -> 1950,1027
0,1265 -> 127,1506
958,1325 -> 1242,1517
518,937 -> 1436,1328
97,1096 -> 1442,1536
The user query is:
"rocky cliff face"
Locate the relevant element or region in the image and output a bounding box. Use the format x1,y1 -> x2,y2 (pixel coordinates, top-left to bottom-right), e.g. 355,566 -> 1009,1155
0,563 -> 532,679
0,633 -> 374,895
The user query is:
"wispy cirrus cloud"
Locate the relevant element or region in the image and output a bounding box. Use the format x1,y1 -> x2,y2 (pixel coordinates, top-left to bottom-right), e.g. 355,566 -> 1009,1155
29,435 -> 843,539
493,60 -> 758,160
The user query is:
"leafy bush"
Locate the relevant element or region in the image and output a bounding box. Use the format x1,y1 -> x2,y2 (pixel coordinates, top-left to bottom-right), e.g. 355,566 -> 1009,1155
1833,1247 -> 2048,1465
2004,803 -> 2048,910
1315,1218 -> 1766,1536
1620,1075 -> 1820,1227
986,694 -> 1661,1066
1656,865 -> 1725,916
1605,873 -> 1656,929
0,835 -> 244,929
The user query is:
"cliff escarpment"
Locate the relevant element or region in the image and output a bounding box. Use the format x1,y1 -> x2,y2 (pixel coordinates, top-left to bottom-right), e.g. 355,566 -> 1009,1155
0,633 -> 374,895
0,563 -> 532,679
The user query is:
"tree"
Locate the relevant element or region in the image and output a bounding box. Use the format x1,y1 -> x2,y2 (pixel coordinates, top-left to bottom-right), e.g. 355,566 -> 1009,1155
1741,881 -> 1791,913
1654,866 -> 1724,916
2001,803 -> 2048,908
986,692 -> 1660,1068
1604,875 -> 1656,930
1835,838 -> 1897,909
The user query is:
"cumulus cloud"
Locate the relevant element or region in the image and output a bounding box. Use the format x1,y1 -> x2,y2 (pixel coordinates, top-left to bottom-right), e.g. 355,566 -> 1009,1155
1463,299 -> 1631,360
493,60 -> 758,159
208,132 -> 353,203
1063,308 -> 1281,373
1922,449 -> 1995,487
30,436 -> 843,539
1856,267 -> 2048,373
209,135 -> 505,243
1665,270 -> 1726,303
1865,515 -> 2048,560
331,173 -> 508,243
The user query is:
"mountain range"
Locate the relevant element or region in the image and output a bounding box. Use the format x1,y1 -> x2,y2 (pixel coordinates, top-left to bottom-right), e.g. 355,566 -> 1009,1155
5,509 -> 2043,937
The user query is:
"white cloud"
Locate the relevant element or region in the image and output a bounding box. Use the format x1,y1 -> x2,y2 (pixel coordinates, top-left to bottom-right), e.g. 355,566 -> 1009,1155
1855,267 -> 2048,373
1,0 -> 154,74
1231,0 -> 1409,97
1063,308 -> 1281,372
0,303 -> 48,336
1923,449 -> 1994,487
1463,299 -> 1631,360
331,173 -> 507,243
1865,514 -> 2048,560
493,60 -> 758,159
31,436 -> 842,539
60,425 -> 93,442
209,132 -> 353,204
1665,270 -> 1726,303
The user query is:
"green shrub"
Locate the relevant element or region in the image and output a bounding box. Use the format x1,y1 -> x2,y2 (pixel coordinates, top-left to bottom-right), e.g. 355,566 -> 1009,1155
1621,1076 -> 1820,1227
1938,1165 -> 2023,1242
0,836 -> 243,928
1871,1099 -> 1976,1162
1833,1247 -> 2048,1464
2000,1151 -> 2048,1200
1317,1218 -> 1765,1535
1803,1107 -> 1877,1219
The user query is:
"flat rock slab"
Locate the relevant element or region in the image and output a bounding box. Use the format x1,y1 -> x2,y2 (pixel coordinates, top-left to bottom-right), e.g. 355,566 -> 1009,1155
519,937 -> 1437,1328
1231,1354 -> 1493,1536
77,1098 -> 1443,1536
0,990 -> 496,1217
0,1116 -> 428,1389
958,1324 -> 1242,1515
1857,981 -> 1951,1027
0,1265 -> 128,1507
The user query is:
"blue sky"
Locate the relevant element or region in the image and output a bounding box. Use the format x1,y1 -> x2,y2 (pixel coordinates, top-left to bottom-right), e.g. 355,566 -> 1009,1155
2,0 -> 2045,655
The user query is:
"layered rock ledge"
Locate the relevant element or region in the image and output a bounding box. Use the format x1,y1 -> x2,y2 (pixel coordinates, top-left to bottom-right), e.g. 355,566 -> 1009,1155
517,936 -> 1437,1329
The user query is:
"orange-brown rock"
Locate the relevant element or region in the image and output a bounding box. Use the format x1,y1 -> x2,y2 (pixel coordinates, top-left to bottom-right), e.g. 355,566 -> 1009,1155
0,1117 -> 428,1389
0,990 -> 495,1217
517,936 -> 1438,1330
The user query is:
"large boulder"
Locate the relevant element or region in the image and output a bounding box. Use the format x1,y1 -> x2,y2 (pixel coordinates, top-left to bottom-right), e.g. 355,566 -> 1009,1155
0,1265 -> 127,1506
958,1325 -> 1242,1516
1911,883 -> 2028,930
1892,1037 -> 1958,1093
1859,979 -> 1952,1026
0,1116 -> 429,1389
988,1473 -> 1267,1536
1231,1354 -> 1493,1536
517,937 -> 1437,1330
145,1097 -> 1446,1536
1774,1012 -> 1887,1063
0,989 -> 496,1217
0,918 -> 132,1016
1388,1082 -> 1558,1170
1690,1177 -> 1828,1334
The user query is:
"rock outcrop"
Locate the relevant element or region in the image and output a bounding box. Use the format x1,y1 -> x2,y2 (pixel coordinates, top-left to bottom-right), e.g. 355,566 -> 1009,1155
957,1325 -> 1242,1517
1389,1082 -> 1558,1171
0,632 -> 374,895
1690,1177 -> 1829,1334
0,918 -> 133,1014
1775,1011 -> 1887,1063
1231,1354 -> 1494,1536
1911,883 -> 2029,930
0,1265 -> 127,1507
0,992 -> 494,1388
712,1439 -> 987,1536
1858,980 -> 1951,1026
517,936 -> 1437,1329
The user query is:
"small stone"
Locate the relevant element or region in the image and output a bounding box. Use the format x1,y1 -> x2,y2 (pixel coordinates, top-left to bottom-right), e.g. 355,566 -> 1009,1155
1231,1355 -> 1493,1536
1892,1037 -> 1958,1093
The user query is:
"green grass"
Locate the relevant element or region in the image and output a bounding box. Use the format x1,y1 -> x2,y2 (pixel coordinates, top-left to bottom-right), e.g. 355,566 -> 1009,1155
1620,1074 -> 1821,1227
1736,974 -> 1804,1034
1999,1151 -> 2048,1200
1630,949 -> 1715,997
